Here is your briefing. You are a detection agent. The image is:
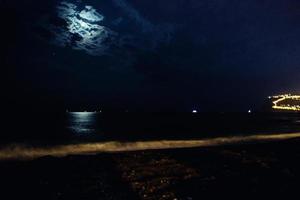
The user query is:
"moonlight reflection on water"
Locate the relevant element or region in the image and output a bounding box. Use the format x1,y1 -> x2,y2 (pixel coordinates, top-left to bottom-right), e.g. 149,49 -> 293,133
67,112 -> 98,136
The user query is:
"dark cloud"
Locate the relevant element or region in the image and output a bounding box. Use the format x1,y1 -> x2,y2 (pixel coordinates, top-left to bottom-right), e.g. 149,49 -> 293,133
39,0 -> 175,58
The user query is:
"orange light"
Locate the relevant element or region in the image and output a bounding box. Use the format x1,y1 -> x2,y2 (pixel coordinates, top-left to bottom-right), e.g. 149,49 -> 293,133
271,94 -> 300,111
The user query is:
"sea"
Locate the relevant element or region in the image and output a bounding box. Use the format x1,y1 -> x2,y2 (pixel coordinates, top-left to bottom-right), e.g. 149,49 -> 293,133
1,112 -> 300,146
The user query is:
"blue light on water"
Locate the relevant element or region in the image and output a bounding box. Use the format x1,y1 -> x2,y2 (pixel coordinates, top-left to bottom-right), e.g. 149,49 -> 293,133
67,112 -> 98,135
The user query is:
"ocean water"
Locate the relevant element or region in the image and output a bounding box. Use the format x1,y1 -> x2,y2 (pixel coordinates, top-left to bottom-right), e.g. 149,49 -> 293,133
1,112 -> 300,145
67,112 -> 300,140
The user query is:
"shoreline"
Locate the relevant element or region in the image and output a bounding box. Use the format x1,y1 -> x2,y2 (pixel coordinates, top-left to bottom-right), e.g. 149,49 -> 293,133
1,131 -> 300,160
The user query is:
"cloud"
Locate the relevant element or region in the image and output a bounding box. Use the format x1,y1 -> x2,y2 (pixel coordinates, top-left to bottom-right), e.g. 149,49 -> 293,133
112,0 -> 175,49
112,0 -> 154,33
47,1 -> 117,56
43,0 -> 175,58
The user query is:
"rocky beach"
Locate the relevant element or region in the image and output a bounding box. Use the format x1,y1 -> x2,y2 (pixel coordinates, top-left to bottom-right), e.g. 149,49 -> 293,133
1,138 -> 300,200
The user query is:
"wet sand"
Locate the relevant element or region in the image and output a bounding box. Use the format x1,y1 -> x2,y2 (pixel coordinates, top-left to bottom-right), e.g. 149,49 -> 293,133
1,139 -> 300,199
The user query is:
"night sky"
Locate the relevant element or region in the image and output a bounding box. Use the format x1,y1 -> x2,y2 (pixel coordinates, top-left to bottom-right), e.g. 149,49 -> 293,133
2,0 -> 300,112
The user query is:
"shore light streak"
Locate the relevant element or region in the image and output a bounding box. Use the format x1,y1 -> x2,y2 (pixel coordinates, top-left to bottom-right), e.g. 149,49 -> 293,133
1,132 -> 300,160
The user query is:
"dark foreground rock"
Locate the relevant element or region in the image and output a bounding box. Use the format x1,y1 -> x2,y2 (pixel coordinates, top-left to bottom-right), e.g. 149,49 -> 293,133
0,154 -> 138,200
1,139 -> 300,199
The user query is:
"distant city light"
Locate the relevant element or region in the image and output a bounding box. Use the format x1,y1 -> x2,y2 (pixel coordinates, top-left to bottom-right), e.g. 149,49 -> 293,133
248,110 -> 252,113
192,110 -> 198,113
271,94 -> 300,111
